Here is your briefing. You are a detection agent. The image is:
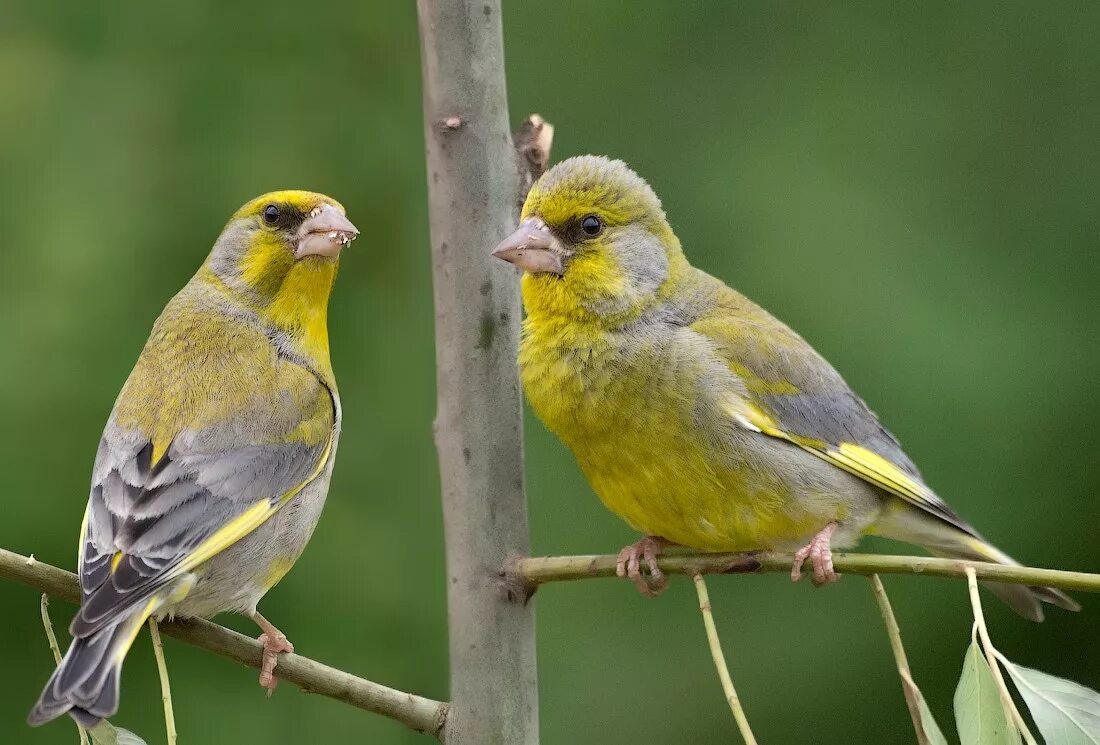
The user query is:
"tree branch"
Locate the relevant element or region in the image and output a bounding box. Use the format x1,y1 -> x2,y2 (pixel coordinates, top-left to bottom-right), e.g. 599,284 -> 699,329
417,0 -> 551,740
965,567 -> 1038,744
147,618 -> 178,745
40,594 -> 90,745
692,574 -> 759,745
513,114 -> 554,209
869,575 -> 937,745
512,551 -> 1100,594
1,548 -> 448,739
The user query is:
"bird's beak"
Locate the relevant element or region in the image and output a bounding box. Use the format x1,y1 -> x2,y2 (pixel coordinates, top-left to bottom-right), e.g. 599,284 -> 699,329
491,218 -> 568,275
296,204 -> 359,259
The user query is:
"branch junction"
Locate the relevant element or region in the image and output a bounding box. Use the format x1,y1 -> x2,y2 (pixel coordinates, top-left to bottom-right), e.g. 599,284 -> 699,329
0,548 -> 449,739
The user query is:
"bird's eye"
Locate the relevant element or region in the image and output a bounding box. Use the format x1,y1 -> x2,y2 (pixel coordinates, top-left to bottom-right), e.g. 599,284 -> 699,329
580,214 -> 603,237
262,204 -> 281,225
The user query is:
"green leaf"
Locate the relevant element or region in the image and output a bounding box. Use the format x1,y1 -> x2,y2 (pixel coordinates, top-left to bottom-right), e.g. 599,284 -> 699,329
900,670 -> 951,745
954,641 -> 1018,745
113,727 -> 149,745
1002,659 -> 1100,745
86,720 -> 149,745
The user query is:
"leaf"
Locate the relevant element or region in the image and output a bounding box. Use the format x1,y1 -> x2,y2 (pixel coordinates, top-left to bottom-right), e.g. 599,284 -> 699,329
1002,659 -> 1100,745
954,641 -> 1019,745
86,721 -> 117,745
113,727 -> 149,745
901,670 -> 951,745
86,720 -> 149,745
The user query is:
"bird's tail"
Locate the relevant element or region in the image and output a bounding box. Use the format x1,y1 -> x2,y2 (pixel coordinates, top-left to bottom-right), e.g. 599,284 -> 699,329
28,602 -> 154,728
870,506 -> 1080,622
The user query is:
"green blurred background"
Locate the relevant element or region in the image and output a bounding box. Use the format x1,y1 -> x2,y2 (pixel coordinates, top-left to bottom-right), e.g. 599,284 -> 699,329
2,2 -> 1096,743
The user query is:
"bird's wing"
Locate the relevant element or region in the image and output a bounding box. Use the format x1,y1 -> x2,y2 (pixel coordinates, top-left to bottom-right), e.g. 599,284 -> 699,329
688,282 -> 970,532
73,309 -> 336,637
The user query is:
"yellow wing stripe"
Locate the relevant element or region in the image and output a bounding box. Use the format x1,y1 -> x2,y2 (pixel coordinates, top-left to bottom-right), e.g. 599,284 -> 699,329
739,403 -> 940,510
174,499 -> 275,573
115,596 -> 162,663
77,502 -> 91,572
170,433 -> 335,579
832,442 -> 928,501
792,440 -> 930,502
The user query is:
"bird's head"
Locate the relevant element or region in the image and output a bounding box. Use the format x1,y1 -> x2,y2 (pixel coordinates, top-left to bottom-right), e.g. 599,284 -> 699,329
492,156 -> 684,324
208,190 -> 358,296
203,190 -> 358,339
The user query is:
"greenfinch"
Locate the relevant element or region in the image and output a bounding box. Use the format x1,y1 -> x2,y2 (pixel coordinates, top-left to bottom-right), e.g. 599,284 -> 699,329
29,191 -> 357,727
493,155 -> 1077,621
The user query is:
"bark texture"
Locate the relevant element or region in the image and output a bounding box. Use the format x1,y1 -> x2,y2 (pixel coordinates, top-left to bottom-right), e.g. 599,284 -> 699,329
417,3 -> 550,743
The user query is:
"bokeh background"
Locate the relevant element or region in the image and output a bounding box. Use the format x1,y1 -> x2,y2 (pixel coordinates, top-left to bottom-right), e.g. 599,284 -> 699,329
2,2 -> 1097,743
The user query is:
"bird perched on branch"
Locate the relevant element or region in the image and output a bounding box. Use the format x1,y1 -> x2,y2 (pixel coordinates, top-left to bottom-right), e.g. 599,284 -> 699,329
29,191 -> 358,728
493,155 -> 1078,621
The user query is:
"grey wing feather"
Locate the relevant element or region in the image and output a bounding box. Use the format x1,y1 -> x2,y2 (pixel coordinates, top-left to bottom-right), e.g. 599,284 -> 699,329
75,419 -> 329,637
683,269 -> 968,528
758,388 -> 921,478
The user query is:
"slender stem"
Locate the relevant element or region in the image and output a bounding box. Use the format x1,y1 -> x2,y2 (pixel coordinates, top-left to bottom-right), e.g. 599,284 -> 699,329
148,618 -> 178,745
692,574 -> 759,745
40,594 -> 89,745
514,552 -> 1100,594
40,594 -> 64,665
964,568 -> 1037,745
869,576 -> 931,745
4,549 -> 448,738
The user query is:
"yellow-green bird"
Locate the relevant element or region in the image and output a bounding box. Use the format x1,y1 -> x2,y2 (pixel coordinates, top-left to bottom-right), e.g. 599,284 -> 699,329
493,155 -> 1077,621
29,191 -> 357,728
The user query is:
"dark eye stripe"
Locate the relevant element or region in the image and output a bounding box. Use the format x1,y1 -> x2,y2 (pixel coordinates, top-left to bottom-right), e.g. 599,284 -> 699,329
260,203 -> 305,231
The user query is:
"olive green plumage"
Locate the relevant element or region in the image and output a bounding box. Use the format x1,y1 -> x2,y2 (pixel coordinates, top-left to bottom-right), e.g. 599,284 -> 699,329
495,155 -> 1078,620
29,191 -> 358,728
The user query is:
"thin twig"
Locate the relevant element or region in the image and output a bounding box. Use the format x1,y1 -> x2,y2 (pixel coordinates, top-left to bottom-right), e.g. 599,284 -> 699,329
514,552 -> 1100,594
869,576 -> 933,745
692,573 -> 758,745
148,618 -> 178,745
3,549 -> 448,738
40,594 -> 90,745
40,594 -> 64,665
514,113 -> 555,207
965,568 -> 1037,745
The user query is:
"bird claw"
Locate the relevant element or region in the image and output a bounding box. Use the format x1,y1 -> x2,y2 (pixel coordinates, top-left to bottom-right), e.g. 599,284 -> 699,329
257,631 -> 294,696
615,536 -> 670,597
791,522 -> 840,586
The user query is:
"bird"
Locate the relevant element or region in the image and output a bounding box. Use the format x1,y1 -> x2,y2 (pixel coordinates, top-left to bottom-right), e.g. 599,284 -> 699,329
492,155 -> 1078,621
29,190 -> 358,728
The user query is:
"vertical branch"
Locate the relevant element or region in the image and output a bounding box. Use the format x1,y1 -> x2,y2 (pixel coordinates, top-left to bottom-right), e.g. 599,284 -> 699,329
148,618 -> 178,745
869,576 -> 936,745
692,575 -> 759,745
40,594 -> 90,745
416,4 -> 551,743
39,594 -> 65,666
965,568 -> 1037,745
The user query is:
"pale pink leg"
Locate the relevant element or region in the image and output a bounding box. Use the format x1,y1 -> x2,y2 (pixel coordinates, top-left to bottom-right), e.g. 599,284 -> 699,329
791,522 -> 840,586
253,611 -> 294,696
615,536 -> 671,597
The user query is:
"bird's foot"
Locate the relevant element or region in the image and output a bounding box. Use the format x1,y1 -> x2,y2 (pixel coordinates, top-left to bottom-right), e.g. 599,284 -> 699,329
615,536 -> 671,597
253,612 -> 294,696
791,522 -> 840,586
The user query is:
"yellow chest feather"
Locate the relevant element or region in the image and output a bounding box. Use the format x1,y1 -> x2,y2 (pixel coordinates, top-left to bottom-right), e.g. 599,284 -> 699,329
520,314 -> 826,551
113,276 -> 335,463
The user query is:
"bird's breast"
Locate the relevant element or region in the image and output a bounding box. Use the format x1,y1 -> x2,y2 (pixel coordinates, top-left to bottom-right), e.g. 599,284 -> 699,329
518,315 -> 842,551
520,320 -> 658,441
